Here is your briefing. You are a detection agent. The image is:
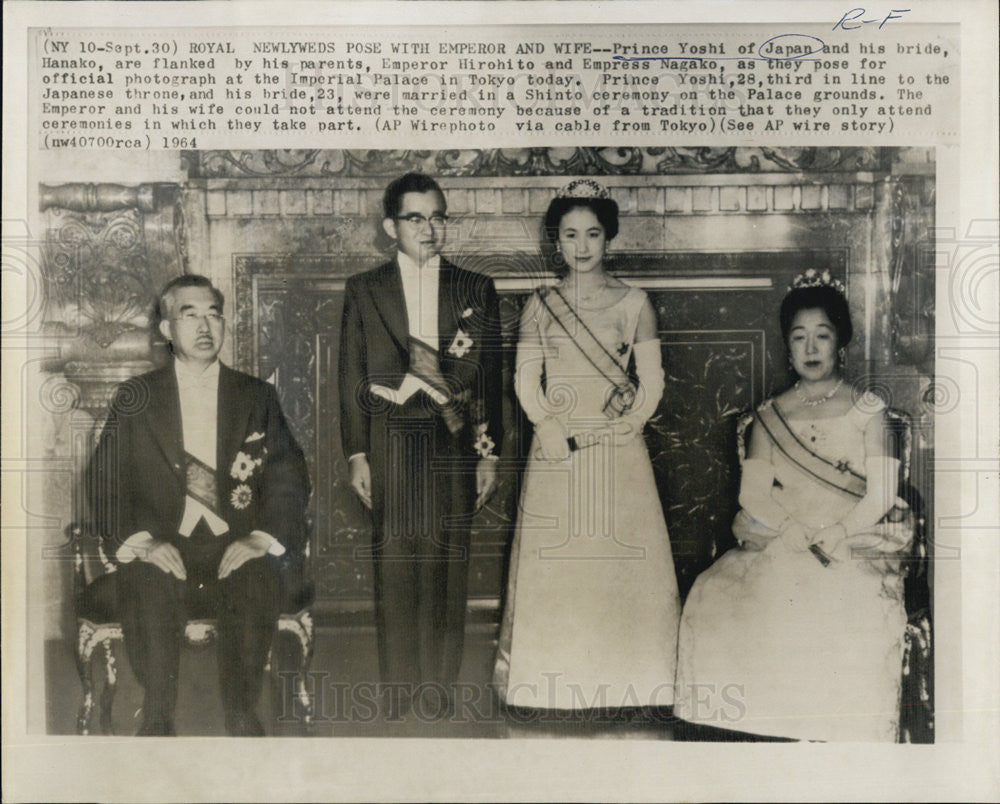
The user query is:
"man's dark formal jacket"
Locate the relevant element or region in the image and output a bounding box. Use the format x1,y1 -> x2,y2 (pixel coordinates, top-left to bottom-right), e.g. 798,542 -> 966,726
88,362 -> 310,561
338,258 -> 503,464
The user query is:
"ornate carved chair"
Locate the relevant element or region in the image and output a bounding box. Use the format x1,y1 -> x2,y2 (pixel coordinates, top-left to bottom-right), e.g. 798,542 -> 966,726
70,522 -> 315,735
734,405 -> 934,743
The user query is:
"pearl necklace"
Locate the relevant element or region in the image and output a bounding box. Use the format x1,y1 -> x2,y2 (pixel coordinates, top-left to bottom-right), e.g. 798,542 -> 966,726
794,377 -> 843,407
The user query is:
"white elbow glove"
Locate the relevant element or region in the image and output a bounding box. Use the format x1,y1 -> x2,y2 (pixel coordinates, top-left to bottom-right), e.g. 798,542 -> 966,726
812,456 -> 905,559
613,339 -> 665,444
514,346 -> 549,426
840,456 -> 901,536
629,339 -> 666,424
738,458 -> 794,532
516,342 -> 571,461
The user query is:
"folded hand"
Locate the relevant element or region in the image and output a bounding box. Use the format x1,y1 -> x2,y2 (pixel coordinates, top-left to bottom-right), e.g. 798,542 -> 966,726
534,416 -> 570,461
348,454 -> 373,509
810,523 -> 848,558
218,532 -> 273,579
139,539 -> 187,580
611,415 -> 643,446
474,458 -> 498,511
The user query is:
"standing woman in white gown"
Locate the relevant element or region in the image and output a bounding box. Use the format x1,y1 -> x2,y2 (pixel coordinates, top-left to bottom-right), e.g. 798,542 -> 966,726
493,179 -> 681,713
674,272 -> 915,741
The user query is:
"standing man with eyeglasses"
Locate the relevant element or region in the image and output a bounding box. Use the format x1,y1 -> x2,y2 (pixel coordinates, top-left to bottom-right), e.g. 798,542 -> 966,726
339,173 -> 503,717
87,274 -> 310,735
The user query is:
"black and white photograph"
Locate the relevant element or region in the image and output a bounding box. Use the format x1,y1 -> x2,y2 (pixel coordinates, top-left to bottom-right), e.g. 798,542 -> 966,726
3,3 -> 997,802
33,146 -> 938,744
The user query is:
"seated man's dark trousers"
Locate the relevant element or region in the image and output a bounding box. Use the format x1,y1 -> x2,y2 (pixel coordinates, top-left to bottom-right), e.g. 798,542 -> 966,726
116,520 -> 280,736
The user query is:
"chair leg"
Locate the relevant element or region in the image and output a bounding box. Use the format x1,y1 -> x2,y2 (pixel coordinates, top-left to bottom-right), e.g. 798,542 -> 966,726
274,612 -> 315,729
900,615 -> 934,743
296,612 -> 315,728
99,638 -> 119,735
75,623 -> 97,735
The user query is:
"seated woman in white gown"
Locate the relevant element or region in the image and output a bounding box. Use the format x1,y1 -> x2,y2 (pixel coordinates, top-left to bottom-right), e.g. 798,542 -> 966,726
493,179 -> 681,713
674,272 -> 915,742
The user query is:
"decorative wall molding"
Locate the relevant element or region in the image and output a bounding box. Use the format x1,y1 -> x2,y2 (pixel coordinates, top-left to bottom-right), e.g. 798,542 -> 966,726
184,147 -> 888,179
38,182 -> 188,417
203,181 -> 877,220
40,183 -> 160,214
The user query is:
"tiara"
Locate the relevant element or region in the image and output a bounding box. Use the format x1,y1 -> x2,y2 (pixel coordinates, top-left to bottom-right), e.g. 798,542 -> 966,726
555,178 -> 611,200
789,269 -> 846,295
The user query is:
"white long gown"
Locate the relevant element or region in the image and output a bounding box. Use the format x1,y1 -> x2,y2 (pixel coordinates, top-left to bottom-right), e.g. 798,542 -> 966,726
674,400 -> 909,741
493,287 -> 681,710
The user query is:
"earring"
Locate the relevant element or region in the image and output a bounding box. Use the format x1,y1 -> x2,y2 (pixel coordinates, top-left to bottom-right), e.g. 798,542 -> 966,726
838,347 -> 846,365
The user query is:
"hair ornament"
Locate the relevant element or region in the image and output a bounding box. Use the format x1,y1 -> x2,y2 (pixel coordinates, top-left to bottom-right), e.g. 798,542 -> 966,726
555,178 -> 611,200
789,269 -> 847,295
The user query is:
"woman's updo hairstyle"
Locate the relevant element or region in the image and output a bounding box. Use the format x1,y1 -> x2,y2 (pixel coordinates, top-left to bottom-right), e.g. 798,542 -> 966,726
542,179 -> 620,244
779,270 -> 853,348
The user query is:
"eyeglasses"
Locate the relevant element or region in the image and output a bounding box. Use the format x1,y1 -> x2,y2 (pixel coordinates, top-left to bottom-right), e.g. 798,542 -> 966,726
172,311 -> 225,325
395,213 -> 449,227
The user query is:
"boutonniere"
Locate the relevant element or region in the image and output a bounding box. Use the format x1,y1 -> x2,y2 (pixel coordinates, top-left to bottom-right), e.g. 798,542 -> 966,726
447,328 -> 473,359
230,449 -> 265,482
231,451 -> 256,482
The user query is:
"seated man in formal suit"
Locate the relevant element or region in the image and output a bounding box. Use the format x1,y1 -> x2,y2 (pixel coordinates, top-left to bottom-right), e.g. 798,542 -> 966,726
87,274 -> 310,736
339,172 -> 503,717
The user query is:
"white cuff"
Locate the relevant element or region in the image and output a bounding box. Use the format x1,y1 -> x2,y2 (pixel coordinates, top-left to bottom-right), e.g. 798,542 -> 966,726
250,529 -> 286,557
116,531 -> 156,564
